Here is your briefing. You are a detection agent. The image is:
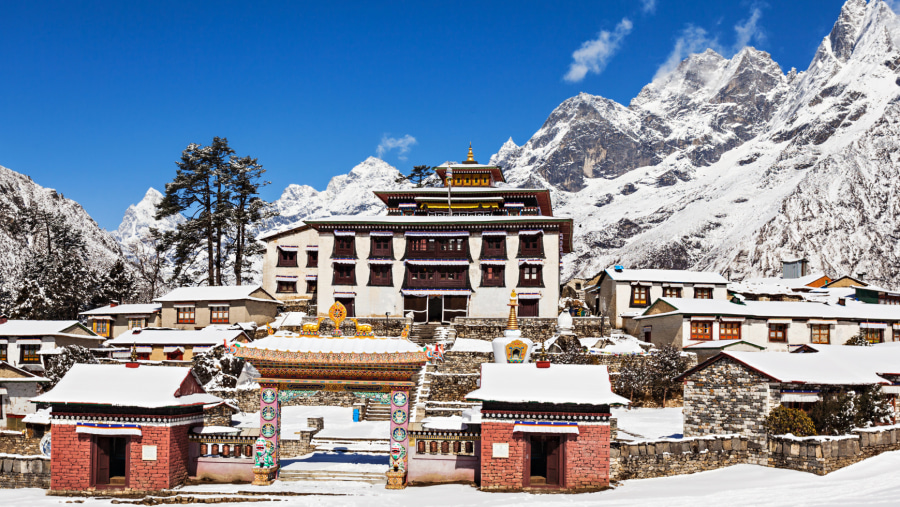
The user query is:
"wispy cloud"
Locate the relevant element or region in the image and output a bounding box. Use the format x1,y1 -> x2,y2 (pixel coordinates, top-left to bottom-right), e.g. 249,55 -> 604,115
376,134 -> 417,161
732,7 -> 765,53
564,18 -> 634,83
640,0 -> 657,14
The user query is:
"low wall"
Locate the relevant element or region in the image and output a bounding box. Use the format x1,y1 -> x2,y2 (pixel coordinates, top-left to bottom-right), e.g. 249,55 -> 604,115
768,426 -> 900,475
610,435 -> 758,481
294,317 -> 412,337
207,387 -> 366,413
195,456 -> 253,483
408,453 -> 479,486
0,454 -> 51,489
0,431 -> 42,456
451,317 -> 604,340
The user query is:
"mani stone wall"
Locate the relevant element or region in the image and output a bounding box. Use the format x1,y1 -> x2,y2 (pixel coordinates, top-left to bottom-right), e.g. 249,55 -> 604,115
768,426 -> 900,475
683,356 -> 771,440
451,317 -> 604,341
610,435 -> 759,481
0,455 -> 50,489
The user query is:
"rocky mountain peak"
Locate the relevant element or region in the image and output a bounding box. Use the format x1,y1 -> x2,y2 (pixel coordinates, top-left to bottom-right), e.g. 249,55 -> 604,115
113,187 -> 184,245
829,0 -> 867,62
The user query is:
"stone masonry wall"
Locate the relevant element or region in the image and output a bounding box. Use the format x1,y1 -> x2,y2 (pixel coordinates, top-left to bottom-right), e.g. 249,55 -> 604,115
610,435 -> 758,481
451,317 -> 604,340
427,351 -> 492,404
0,455 -> 50,489
683,357 -> 771,441
767,426 -> 900,475
0,431 -> 41,456
207,387 -> 366,413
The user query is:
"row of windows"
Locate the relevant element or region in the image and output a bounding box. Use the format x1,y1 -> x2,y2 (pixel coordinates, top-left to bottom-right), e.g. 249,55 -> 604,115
176,306 -> 229,325
278,250 -> 318,268
631,286 -> 712,307
0,344 -> 41,364
274,266 -> 544,292
688,323 -> 899,344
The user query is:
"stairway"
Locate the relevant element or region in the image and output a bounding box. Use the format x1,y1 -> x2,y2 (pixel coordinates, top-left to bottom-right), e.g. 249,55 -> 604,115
279,469 -> 387,484
363,399 -> 391,421
409,323 -> 440,346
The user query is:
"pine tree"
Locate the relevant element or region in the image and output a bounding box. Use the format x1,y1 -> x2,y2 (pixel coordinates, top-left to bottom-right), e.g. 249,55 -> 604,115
648,345 -> 689,407
92,260 -> 138,306
226,155 -> 276,285
126,236 -> 169,302
395,165 -> 435,187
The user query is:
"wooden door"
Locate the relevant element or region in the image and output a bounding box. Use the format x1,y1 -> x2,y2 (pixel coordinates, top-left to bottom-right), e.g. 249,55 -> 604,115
94,437 -> 111,485
523,435 -> 532,488
546,437 -> 560,485
427,296 -> 442,323
404,296 -> 427,323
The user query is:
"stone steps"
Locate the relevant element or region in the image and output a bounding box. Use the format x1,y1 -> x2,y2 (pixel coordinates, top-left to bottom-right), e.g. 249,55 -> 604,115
279,469 -> 386,484
409,323 -> 441,345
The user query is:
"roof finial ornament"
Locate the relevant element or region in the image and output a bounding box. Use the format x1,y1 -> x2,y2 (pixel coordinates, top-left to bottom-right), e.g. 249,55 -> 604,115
466,142 -> 475,163
507,290 -> 519,331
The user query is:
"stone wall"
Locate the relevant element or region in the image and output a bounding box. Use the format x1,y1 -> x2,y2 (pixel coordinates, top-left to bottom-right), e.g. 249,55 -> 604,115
767,426 -> 900,475
203,405 -> 235,427
0,455 -> 50,489
206,387 -> 369,413
0,431 -> 41,456
682,356 -> 771,440
451,317 -> 604,340
611,435 -> 758,481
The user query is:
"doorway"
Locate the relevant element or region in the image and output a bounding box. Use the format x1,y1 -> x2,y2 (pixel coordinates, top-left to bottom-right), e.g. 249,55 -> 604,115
427,296 -> 443,323
93,436 -> 129,487
526,435 -> 563,488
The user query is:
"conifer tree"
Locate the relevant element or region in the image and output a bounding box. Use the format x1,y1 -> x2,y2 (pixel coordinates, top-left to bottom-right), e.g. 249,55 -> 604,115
395,165 -> 435,187
226,155 -> 274,285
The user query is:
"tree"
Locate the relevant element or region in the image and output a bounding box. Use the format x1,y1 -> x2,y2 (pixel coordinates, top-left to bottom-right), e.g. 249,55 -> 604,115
226,155 -> 275,285
614,355 -> 650,402
126,236 -> 169,302
647,345 -> 689,407
92,260 -> 138,306
844,333 -> 871,346
395,165 -> 435,187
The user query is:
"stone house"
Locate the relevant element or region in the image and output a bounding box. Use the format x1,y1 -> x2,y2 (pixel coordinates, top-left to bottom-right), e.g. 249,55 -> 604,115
154,285 -> 279,329
633,297 -> 900,351
676,346 -> 900,442
79,303 -> 161,339
106,328 -> 250,362
0,361 -> 49,430
466,363 -> 629,492
32,363 -> 219,494
0,317 -> 104,372
585,267 -> 729,332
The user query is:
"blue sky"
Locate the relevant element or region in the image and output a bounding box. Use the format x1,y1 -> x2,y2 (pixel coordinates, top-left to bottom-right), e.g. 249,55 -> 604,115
0,0 -> 850,229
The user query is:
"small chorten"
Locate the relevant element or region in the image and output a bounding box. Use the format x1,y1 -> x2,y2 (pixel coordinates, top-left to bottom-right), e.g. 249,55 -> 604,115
506,289 -> 519,332
492,290 -> 534,363
557,311 -> 575,337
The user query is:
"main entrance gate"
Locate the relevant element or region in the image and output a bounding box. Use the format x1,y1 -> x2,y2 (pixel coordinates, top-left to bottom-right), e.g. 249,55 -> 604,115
235,302 -> 427,488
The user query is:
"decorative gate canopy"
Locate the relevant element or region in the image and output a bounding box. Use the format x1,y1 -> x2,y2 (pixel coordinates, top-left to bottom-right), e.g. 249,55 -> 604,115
235,301 -> 427,487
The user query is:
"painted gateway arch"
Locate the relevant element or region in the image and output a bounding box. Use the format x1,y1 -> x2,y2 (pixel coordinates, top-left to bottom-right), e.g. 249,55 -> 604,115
234,301 -> 427,488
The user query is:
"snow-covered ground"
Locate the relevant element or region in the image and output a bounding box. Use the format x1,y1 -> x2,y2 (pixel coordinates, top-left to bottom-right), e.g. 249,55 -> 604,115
6,450 -> 900,505
613,407 -> 684,440
234,405 -> 389,440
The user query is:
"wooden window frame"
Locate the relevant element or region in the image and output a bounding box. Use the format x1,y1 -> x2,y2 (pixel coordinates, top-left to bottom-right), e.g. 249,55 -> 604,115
690,321 -> 712,341
0,344 -> 6,362
210,306 -> 230,324
368,264 -> 393,287
333,237 -> 356,258
176,306 -> 196,324
276,249 -> 298,267
863,327 -> 885,344
517,234 -> 544,258
93,320 -> 109,337
19,344 -> 41,364
306,281 -> 317,294
768,324 -> 788,342
662,287 -> 682,298
276,281 -> 297,293
481,236 -> 507,259
810,324 -> 830,344
370,236 -> 393,259
127,318 -> 145,330
519,299 -> 539,317
719,321 -> 741,340
481,265 -> 505,287
630,285 -> 649,307
518,265 -> 543,288
166,349 -> 184,361
694,287 -> 713,299
307,251 -> 318,267
333,264 -> 356,286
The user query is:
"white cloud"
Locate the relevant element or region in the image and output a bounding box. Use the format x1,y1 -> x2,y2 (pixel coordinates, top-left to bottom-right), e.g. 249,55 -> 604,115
376,134 -> 417,161
564,18 -> 634,83
641,0 -> 657,14
732,7 -> 765,53
653,25 -> 720,81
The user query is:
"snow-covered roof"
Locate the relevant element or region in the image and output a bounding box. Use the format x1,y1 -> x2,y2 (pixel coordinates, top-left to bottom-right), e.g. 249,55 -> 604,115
636,297 -> 900,322
241,335 -> 423,355
683,347 -> 900,385
466,364 -> 629,406
31,364 -> 220,408
0,320 -> 100,339
0,361 -> 50,382
450,338 -> 494,353
154,285 -> 277,303
22,408 -> 51,425
737,273 -> 830,292
80,304 -> 161,316
603,268 -> 728,285
683,339 -> 765,350
107,328 -> 246,347
270,312 -> 308,328
304,214 -> 571,225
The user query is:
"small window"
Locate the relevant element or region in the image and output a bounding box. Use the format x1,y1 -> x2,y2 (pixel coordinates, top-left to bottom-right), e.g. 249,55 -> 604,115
481,265 -> 505,287
177,306 -> 196,324
0,344 -> 7,362
719,321 -> 741,340
694,287 -> 713,299
277,249 -> 298,267
631,286 -> 649,307
210,306 -> 229,324
307,251 -> 318,267
334,264 -> 356,285
810,324 -> 830,344
369,265 -> 393,286
333,237 -> 356,258
862,327 -> 884,344
690,321 -> 712,341
167,349 -> 184,361
93,320 -> 109,337
519,265 -> 542,287
518,234 -> 542,257
277,281 -> 297,293
371,236 -> 393,258
481,236 -> 506,258
663,287 -> 682,298
128,318 -> 145,330
306,281 -> 317,294
769,324 -> 787,342
19,344 -> 41,364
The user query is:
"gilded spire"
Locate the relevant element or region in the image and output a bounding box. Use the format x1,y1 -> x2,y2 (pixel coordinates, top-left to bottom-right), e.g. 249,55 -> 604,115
507,290 -> 519,331
466,143 -> 475,163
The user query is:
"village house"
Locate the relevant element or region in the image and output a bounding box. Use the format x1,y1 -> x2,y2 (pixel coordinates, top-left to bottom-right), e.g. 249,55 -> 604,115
260,147 -> 573,322
585,267 -> 729,333
676,346 -> 900,441
106,328 -> 250,361
79,303 -> 161,339
154,285 -> 279,329
0,361 -> 49,431
0,316 -> 103,371
633,297 -> 900,352
32,363 -> 219,494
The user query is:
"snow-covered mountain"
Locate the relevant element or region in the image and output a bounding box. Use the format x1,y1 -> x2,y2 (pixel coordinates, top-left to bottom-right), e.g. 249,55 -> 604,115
0,164 -> 126,297
112,187 -> 184,246
489,0 -> 900,287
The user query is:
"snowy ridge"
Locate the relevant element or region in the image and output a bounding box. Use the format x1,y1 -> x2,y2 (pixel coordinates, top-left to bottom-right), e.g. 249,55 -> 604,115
111,187 -> 184,246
